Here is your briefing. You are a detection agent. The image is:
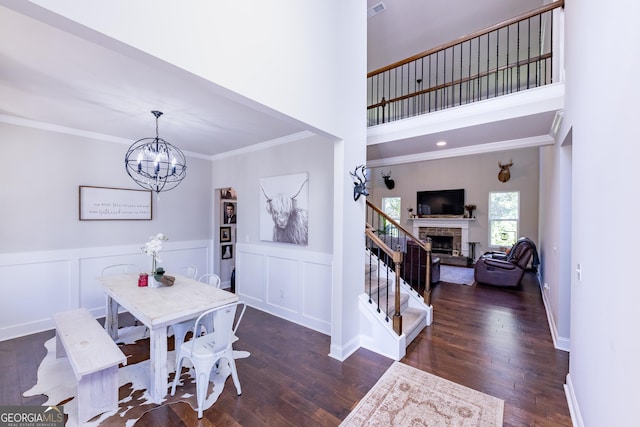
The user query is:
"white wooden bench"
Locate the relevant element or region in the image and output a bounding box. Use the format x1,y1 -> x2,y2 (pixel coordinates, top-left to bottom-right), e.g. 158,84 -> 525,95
53,308 -> 127,423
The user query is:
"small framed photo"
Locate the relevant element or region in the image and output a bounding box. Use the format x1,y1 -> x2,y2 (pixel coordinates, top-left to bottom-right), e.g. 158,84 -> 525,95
223,202 -> 237,224
220,226 -> 231,242
220,187 -> 237,200
221,244 -> 233,260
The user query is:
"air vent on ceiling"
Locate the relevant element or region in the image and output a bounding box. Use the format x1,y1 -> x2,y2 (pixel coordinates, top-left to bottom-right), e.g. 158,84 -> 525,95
368,2 -> 387,19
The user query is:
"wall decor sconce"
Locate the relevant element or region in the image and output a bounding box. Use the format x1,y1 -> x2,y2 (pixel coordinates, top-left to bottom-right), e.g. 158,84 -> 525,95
498,159 -> 513,183
381,170 -> 395,189
125,111 -> 187,195
350,165 -> 369,201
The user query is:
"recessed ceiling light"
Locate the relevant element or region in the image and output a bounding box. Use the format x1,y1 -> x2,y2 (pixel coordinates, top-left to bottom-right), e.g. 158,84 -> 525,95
436,141 -> 447,147
367,2 -> 387,18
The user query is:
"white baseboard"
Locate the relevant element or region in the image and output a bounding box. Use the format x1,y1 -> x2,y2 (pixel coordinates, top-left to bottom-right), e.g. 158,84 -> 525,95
564,373 -> 583,427
540,281 -> 570,352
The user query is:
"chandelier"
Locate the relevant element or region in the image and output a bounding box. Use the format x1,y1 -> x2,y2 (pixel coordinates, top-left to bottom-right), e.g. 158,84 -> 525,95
125,111 -> 187,194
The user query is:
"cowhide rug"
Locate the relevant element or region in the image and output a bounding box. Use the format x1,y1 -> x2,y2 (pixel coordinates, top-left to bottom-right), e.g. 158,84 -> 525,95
23,326 -> 250,426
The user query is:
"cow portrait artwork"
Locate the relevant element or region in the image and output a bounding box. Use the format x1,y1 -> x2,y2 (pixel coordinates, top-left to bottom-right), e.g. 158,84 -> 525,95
259,172 -> 309,246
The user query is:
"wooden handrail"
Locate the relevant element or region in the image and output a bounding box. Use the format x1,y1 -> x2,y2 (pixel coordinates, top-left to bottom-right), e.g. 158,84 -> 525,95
365,224 -> 395,259
366,201 -> 428,252
367,1 -> 564,78
367,52 -> 552,110
366,200 -> 433,305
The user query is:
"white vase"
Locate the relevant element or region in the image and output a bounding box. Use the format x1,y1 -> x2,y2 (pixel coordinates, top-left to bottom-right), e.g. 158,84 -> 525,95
149,276 -> 162,288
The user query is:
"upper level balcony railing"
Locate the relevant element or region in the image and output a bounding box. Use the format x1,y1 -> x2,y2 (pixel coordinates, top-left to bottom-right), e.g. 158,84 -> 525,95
367,1 -> 564,126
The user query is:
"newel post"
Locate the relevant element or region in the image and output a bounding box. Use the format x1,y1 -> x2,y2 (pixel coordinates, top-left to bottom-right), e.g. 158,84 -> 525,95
392,250 -> 403,335
424,239 -> 432,306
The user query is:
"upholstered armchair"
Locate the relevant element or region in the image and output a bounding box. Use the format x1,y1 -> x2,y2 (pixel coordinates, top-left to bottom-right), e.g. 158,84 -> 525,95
474,237 -> 538,287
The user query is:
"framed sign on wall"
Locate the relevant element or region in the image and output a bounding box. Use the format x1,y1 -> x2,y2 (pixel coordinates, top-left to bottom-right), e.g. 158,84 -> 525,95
79,186 -> 152,220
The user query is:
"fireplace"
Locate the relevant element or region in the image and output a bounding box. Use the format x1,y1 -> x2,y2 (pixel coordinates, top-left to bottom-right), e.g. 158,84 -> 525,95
429,235 -> 454,254
409,217 -> 473,258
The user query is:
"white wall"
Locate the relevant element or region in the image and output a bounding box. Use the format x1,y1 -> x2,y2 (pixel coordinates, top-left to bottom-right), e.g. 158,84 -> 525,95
563,0 -> 640,425
0,121 -> 215,341
210,135 -> 335,333
368,147 -> 540,259
6,0 -> 367,357
538,140 -> 572,351
0,122 -> 213,252
24,0 -> 357,140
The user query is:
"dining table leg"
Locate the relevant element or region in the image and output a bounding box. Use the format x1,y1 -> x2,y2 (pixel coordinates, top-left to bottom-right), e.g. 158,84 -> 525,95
149,326 -> 169,402
105,295 -> 119,340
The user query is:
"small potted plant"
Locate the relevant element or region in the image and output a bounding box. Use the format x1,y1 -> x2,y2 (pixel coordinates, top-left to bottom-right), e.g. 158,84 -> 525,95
142,233 -> 168,287
464,204 -> 476,218
407,207 -> 415,218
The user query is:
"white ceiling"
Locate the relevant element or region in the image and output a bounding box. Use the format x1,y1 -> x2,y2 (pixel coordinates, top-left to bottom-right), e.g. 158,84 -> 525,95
367,0 -> 545,72
0,0 -> 554,161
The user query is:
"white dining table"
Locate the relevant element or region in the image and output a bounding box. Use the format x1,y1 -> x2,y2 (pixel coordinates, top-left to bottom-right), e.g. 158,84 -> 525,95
98,273 -> 239,402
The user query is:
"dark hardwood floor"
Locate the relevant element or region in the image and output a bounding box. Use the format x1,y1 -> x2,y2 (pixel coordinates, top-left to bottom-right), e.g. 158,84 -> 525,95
0,271 -> 571,426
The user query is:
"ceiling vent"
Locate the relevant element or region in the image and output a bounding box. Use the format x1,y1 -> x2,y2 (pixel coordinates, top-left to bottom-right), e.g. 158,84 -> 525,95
368,2 -> 387,19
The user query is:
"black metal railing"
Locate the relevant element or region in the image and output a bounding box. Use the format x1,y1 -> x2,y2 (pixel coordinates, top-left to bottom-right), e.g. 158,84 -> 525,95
367,1 -> 563,126
365,201 -> 433,338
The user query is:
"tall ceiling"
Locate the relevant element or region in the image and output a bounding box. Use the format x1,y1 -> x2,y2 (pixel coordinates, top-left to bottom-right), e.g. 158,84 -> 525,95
366,0 -> 561,164
367,0 -> 545,72
0,1 -> 552,161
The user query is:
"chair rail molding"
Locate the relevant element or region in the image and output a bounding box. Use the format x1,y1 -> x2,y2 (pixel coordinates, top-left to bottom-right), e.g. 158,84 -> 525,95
0,239 -> 212,341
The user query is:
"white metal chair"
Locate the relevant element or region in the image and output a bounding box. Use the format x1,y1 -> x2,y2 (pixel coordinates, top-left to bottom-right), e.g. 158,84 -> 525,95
101,263 -> 140,276
199,273 -> 221,288
171,301 -> 247,418
178,265 -> 198,279
170,273 -> 221,370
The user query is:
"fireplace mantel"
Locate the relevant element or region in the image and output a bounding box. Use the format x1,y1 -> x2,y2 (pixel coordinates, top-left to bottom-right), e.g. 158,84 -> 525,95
409,217 -> 475,257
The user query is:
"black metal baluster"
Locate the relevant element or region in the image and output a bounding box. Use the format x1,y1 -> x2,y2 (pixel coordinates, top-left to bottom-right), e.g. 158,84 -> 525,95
527,17 -> 531,89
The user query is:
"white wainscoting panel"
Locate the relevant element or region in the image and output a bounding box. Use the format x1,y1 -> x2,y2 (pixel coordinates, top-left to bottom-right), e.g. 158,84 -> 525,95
236,243 -> 332,335
236,252 -> 266,304
266,256 -> 300,313
0,240 -> 211,341
301,261 -> 332,324
0,258 -> 72,339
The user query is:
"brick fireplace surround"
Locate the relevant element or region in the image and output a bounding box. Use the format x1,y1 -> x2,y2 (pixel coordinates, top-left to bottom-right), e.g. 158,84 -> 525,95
409,217 -> 475,258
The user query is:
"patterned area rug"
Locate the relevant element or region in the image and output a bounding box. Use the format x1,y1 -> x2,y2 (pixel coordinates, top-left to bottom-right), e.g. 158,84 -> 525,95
341,362 -> 503,426
23,326 -> 250,426
440,265 -> 475,285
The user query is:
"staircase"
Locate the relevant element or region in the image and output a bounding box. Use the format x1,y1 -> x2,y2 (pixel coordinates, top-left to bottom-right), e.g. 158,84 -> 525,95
359,201 -> 434,360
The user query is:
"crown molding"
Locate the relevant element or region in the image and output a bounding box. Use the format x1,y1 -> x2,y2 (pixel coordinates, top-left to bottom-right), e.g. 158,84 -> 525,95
367,134 -> 553,167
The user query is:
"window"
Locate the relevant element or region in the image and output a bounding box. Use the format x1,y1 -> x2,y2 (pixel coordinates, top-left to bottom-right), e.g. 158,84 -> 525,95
381,197 -> 401,236
488,191 -> 519,247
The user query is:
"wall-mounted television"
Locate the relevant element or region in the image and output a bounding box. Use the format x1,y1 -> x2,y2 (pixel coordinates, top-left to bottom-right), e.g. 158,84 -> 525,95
417,189 -> 465,216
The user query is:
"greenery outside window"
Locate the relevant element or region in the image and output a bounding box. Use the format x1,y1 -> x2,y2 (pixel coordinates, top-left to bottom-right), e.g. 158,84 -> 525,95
381,197 -> 401,237
488,191 -> 519,247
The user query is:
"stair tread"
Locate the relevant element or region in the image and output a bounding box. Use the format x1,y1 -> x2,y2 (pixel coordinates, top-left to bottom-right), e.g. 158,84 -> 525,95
402,307 -> 426,326
402,307 -> 427,340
